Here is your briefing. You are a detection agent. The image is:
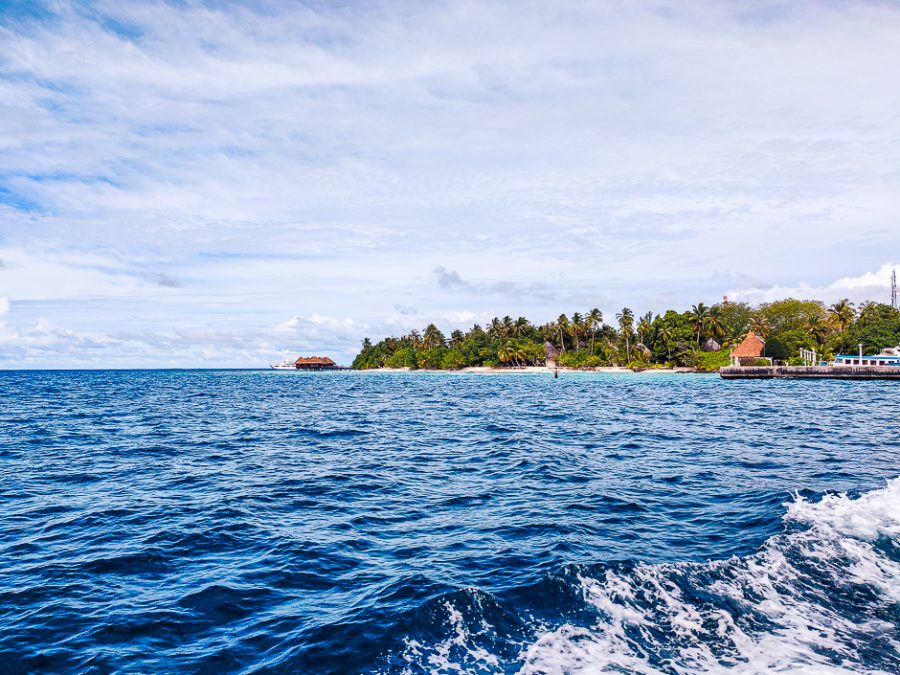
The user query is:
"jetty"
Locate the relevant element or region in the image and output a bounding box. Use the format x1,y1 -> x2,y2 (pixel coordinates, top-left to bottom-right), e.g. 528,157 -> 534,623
720,365 -> 900,380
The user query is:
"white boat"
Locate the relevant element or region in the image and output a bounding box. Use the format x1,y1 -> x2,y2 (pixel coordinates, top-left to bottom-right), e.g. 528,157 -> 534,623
270,360 -> 297,370
833,346 -> 900,367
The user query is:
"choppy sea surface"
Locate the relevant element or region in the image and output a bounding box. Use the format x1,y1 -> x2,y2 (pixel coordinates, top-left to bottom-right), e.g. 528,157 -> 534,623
1,370 -> 899,674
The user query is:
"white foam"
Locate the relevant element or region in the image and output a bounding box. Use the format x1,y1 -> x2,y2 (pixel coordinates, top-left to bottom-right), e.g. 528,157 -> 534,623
518,478 -> 900,674
384,479 -> 900,673
393,593 -> 500,674
785,477 -> 900,541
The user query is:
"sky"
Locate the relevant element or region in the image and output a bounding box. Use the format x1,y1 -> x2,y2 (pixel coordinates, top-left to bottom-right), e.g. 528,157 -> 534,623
0,0 -> 898,368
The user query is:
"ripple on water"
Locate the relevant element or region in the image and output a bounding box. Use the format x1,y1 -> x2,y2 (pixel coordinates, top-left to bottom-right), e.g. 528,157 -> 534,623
0,370 -> 897,673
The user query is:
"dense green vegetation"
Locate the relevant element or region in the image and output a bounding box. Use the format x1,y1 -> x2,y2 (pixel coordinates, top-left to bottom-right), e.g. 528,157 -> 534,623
352,299 -> 900,370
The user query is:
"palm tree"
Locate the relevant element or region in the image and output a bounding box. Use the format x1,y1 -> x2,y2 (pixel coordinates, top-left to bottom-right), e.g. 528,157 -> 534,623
569,312 -> 584,351
705,306 -> 726,341
616,307 -> 634,361
513,316 -> 531,338
449,329 -> 464,348
512,341 -> 526,367
806,315 -> 829,346
422,323 -> 444,350
361,337 -> 372,351
658,325 -> 674,362
748,315 -> 770,338
557,314 -> 569,353
489,317 -> 504,339
497,342 -> 511,367
587,308 -> 603,354
827,299 -> 855,333
540,322 -> 557,345
688,303 -> 709,343
502,316 -> 514,338
498,340 -> 523,367
637,311 -> 653,346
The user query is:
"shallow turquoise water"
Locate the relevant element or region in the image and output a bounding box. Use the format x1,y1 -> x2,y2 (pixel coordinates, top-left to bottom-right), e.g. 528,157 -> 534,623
1,370 -> 898,673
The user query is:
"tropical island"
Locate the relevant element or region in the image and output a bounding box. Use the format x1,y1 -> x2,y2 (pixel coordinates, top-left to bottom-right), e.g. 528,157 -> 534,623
352,298 -> 900,372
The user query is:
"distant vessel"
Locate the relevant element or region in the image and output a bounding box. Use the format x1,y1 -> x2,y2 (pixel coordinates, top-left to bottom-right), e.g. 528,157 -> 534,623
833,346 -> 900,367
270,360 -> 296,370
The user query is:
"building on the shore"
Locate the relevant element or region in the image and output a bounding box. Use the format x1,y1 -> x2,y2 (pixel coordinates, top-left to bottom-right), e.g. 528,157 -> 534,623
295,356 -> 338,370
543,341 -> 559,367
729,331 -> 769,367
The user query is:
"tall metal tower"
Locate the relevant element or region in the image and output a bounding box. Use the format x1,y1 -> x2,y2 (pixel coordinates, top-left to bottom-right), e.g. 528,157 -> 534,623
893,267 -> 898,309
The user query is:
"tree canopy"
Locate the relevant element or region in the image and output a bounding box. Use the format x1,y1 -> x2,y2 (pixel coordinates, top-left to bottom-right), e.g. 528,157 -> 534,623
351,298 -> 900,370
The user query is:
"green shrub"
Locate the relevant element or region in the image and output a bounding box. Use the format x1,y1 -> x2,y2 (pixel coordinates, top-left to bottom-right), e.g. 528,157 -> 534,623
558,351 -> 605,368
693,350 -> 730,371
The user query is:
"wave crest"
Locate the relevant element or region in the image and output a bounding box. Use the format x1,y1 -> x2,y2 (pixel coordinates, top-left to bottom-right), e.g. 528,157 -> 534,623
386,479 -> 900,674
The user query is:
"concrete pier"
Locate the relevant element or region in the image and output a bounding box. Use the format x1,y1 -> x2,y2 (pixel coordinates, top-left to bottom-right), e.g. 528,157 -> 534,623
720,365 -> 900,380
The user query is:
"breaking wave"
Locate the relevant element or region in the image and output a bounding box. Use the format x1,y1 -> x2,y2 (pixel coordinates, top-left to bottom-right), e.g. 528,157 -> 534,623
4,371 -> 899,673
384,478 -> 900,674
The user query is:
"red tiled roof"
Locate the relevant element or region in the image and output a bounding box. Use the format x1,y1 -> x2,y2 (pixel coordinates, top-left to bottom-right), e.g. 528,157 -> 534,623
731,331 -> 765,358
294,356 -> 336,365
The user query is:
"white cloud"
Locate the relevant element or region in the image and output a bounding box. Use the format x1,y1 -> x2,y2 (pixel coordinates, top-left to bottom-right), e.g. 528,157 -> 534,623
1,1 -> 899,366
274,313 -> 357,338
829,264 -> 897,291
0,296 -> 9,317
728,263 -> 897,306
0,247 -> 155,301
446,311 -> 478,324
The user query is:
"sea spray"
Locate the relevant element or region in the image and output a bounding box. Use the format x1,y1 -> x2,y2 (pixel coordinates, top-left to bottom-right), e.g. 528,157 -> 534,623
389,479 -> 900,673
2,370 -> 898,673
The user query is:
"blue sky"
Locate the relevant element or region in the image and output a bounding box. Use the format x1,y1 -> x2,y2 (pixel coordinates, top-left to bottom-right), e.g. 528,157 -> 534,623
1,0 -> 898,367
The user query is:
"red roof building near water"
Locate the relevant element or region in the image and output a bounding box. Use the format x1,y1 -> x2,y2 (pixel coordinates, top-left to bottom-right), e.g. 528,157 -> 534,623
730,331 -> 765,358
729,331 -> 768,367
294,356 -> 337,369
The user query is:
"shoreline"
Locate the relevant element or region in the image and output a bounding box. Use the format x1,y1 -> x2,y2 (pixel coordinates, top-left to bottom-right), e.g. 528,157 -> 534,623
358,366 -> 705,374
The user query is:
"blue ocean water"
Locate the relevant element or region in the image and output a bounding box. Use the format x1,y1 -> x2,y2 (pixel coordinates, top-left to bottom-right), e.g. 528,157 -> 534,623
0,370 -> 898,674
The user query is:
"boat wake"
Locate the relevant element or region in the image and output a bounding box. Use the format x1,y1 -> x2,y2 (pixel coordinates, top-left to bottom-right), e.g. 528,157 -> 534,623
381,478 -> 900,674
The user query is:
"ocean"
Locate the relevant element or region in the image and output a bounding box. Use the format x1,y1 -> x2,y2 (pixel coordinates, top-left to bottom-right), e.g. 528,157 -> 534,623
0,370 -> 898,674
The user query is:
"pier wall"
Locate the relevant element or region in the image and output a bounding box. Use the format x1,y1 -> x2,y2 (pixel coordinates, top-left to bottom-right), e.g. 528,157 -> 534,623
720,365 -> 900,380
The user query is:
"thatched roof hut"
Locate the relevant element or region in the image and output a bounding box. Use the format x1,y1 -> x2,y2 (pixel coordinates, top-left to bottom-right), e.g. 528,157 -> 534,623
543,341 -> 559,366
703,338 -> 721,352
729,332 -> 766,366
